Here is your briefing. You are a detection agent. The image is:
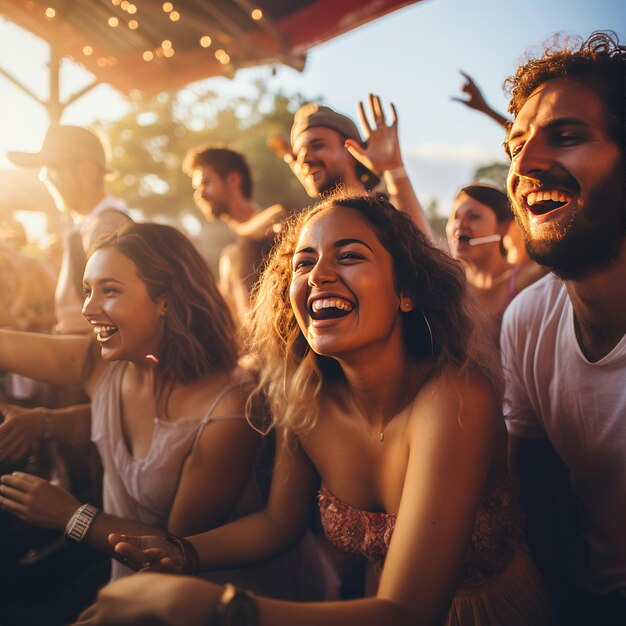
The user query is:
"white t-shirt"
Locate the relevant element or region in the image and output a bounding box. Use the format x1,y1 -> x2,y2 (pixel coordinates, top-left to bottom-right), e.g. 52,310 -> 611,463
502,273 -> 626,594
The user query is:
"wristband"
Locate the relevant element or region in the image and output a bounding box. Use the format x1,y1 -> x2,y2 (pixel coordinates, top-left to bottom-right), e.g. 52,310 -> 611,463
383,165 -> 408,181
65,503 -> 99,542
211,584 -> 258,626
166,535 -> 200,575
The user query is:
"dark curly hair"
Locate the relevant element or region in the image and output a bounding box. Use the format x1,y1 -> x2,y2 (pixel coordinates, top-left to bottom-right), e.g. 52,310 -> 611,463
246,193 -> 501,435
505,31 -> 625,156
89,222 -> 238,402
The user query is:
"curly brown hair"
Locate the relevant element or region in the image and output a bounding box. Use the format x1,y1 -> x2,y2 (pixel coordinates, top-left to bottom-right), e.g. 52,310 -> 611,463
246,194 -> 502,435
504,31 -> 625,156
89,222 -> 239,401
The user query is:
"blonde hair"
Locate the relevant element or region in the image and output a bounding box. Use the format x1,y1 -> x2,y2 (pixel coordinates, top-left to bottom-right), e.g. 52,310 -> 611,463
246,194 -> 502,435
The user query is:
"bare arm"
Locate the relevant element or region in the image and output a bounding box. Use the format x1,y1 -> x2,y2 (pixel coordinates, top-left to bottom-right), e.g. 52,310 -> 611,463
0,470 -> 170,553
167,417 -> 263,536
0,384 -> 265,558
0,402 -> 91,462
112,427 -> 319,572
102,371 -> 502,626
452,71 -> 509,128
0,329 -> 92,386
346,94 -> 433,240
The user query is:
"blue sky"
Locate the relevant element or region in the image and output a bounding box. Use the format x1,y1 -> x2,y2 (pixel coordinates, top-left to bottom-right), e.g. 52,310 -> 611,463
1,0 -> 624,221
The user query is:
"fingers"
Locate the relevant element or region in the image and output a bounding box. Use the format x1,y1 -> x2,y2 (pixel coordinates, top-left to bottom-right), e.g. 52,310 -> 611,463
2,471 -> 40,491
389,102 -> 398,126
114,541 -> 162,571
344,141 -> 371,172
356,100 -> 371,137
359,94 -> 397,134
0,482 -> 24,514
369,93 -> 386,126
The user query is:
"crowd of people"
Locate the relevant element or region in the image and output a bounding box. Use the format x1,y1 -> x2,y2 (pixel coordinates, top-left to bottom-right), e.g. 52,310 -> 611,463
0,30 -> 623,626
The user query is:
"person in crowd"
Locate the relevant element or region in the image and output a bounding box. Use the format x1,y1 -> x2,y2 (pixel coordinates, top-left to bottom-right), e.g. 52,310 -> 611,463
269,95 -> 433,239
5,126 -> 132,475
0,222 -> 312,598
446,180 -> 544,336
0,219 -> 56,334
76,194 -> 551,626
501,31 -> 626,625
452,73 -> 540,271
182,146 -> 285,325
8,125 -> 131,335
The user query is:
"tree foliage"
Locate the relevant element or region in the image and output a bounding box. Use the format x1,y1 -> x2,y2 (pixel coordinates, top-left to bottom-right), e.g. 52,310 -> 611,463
103,80 -> 313,220
472,161 -> 509,189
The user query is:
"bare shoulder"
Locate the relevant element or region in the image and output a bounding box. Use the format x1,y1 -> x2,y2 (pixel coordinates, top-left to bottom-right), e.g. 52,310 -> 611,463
410,366 -> 501,435
202,366 -> 257,419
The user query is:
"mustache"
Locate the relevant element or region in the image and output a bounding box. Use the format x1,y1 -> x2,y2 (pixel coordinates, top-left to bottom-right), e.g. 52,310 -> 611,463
512,171 -> 579,195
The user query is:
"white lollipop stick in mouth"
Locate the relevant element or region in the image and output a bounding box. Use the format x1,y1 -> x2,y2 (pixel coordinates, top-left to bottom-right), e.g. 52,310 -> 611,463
468,234 -> 502,246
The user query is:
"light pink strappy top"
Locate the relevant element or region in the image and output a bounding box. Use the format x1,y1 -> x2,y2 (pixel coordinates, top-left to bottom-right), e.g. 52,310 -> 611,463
91,361 -> 261,579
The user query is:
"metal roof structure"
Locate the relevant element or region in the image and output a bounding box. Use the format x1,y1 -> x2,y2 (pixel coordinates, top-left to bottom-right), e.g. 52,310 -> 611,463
0,0 -> 422,121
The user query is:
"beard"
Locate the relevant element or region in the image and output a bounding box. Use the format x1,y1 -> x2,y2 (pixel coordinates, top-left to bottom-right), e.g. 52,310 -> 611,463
515,165 -> 625,281
194,192 -> 229,220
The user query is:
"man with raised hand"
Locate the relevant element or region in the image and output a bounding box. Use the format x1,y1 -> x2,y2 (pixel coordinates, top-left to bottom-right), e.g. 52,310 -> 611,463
501,31 -> 626,625
270,95 -> 433,240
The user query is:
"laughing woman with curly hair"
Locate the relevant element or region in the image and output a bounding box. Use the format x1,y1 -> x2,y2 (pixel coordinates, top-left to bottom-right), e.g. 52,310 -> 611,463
84,195 -> 551,626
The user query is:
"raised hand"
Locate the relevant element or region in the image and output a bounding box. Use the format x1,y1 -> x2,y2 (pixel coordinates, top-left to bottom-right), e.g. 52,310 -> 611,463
0,403 -> 44,462
451,71 -> 508,127
109,532 -> 182,573
452,71 -> 491,112
0,471 -> 79,528
266,132 -> 293,162
345,93 -> 403,174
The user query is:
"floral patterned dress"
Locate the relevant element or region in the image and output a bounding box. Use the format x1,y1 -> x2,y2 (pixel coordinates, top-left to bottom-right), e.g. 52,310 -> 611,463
317,476 -> 553,625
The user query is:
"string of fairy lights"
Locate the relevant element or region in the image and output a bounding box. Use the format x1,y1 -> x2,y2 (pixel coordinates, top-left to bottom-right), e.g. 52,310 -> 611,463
37,1 -> 265,69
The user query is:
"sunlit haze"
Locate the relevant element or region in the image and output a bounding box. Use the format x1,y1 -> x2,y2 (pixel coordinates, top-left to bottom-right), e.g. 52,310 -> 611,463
0,0 -> 623,239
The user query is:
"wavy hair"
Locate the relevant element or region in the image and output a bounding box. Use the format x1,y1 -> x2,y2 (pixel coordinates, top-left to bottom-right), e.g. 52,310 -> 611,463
505,31 -> 625,157
89,222 -> 238,400
246,194 -> 501,436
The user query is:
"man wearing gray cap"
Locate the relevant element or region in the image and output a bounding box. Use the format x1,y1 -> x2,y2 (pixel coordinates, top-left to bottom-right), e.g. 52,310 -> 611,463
8,125 -> 131,334
271,95 -> 432,239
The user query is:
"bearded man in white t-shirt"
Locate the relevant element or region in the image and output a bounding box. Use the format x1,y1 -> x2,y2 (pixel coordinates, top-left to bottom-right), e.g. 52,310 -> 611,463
501,31 -> 626,626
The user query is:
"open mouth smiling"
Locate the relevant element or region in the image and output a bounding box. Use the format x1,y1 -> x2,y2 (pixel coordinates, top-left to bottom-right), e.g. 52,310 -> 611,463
309,297 -> 354,321
92,323 -> 119,342
524,189 -> 572,216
